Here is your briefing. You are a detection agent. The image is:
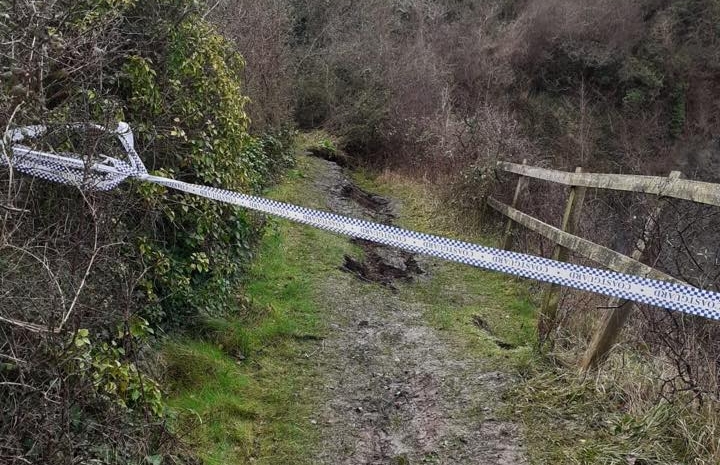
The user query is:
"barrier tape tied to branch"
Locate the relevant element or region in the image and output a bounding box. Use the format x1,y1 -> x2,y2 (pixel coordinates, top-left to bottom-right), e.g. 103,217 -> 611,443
3,122 -> 720,321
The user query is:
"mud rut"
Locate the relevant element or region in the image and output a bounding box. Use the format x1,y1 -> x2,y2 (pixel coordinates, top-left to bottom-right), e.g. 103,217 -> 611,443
306,159 -> 526,464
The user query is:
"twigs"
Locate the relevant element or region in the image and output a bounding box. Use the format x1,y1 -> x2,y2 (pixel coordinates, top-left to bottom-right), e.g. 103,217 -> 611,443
0,235 -> 122,333
58,240 -> 124,333
2,103 -> 23,229
0,316 -> 49,333
0,204 -> 29,213
2,243 -> 67,313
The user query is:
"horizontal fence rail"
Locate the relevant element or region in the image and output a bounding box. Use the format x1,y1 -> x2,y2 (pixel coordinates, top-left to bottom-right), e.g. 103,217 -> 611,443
497,161 -> 720,207
487,197 -> 681,284
494,161 -> 719,369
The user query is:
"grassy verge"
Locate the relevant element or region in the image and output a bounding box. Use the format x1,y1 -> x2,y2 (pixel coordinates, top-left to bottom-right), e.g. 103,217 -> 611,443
352,169 -> 540,368
162,155 -> 356,464
507,352 -> 720,464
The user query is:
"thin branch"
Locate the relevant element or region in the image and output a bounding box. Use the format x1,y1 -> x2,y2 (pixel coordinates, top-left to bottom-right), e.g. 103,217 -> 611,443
57,243 -> 127,332
2,103 -> 24,234
0,316 -> 48,333
0,381 -> 37,390
202,0 -> 223,20
0,353 -> 27,364
0,204 -> 29,214
2,243 -> 67,313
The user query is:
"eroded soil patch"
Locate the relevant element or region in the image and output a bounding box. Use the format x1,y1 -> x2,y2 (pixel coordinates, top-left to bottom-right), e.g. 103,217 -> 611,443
314,160 -> 425,288
341,239 -> 424,289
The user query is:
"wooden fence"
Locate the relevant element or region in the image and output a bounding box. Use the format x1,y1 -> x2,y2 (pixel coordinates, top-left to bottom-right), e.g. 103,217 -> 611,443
489,161 -> 720,370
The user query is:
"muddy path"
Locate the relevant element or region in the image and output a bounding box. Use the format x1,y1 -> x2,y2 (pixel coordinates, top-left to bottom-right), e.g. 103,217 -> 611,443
305,159 -> 526,464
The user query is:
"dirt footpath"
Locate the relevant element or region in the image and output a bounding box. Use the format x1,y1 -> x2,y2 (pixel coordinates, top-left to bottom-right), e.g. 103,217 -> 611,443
306,159 -> 526,464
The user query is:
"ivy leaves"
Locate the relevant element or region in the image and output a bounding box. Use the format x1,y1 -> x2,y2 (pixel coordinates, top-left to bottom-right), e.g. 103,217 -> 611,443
122,18 -> 293,326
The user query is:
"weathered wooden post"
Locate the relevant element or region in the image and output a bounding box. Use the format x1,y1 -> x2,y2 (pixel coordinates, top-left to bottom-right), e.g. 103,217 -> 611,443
538,167 -> 586,345
581,171 -> 683,370
501,159 -> 528,250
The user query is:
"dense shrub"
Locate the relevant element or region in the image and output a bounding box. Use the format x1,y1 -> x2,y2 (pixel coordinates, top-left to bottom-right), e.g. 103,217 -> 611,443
0,0 -> 293,462
289,0 -> 719,174
210,0 -> 295,131
124,19 -> 279,325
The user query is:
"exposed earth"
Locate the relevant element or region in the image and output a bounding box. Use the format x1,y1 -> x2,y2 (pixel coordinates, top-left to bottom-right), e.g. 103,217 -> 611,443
304,157 -> 527,464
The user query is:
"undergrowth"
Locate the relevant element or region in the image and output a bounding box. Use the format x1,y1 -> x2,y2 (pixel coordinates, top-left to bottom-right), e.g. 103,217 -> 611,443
510,353 -> 720,464
0,1 -> 298,462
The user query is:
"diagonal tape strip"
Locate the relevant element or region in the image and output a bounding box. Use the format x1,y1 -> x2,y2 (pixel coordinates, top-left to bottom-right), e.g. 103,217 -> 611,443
143,175 -> 720,321
3,122 -> 720,320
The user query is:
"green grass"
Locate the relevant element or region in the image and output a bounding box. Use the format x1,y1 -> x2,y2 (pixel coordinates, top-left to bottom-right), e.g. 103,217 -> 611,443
352,168 -> 540,366
162,230 -> 325,464
402,262 -> 538,362
163,155 -> 356,464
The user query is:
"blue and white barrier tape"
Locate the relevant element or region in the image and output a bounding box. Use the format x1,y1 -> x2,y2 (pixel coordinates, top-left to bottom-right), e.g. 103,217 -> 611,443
3,122 -> 720,321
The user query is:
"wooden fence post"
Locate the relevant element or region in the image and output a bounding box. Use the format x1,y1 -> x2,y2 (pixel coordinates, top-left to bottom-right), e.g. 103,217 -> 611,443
581,171 -> 683,370
502,159 -> 528,250
538,167 -> 586,345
